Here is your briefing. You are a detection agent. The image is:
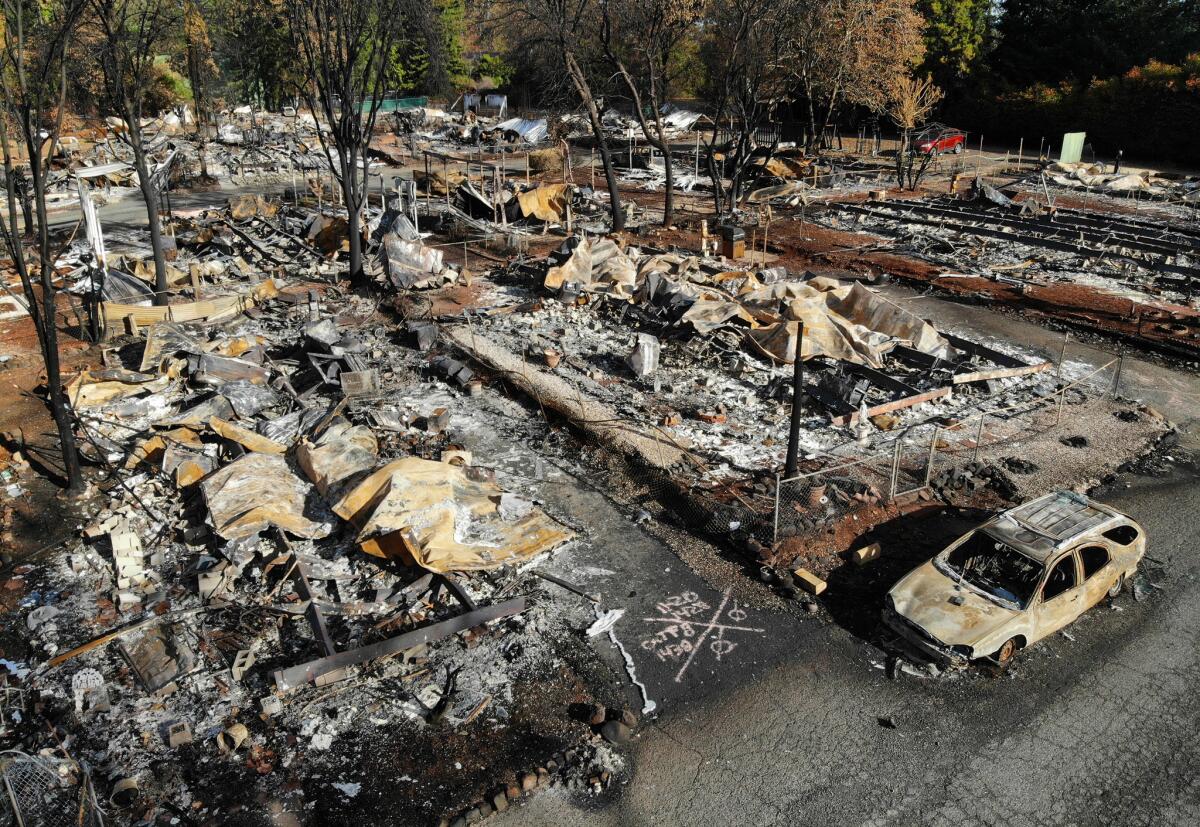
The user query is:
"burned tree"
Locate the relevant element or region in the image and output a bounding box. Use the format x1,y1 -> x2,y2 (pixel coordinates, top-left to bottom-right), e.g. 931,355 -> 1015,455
503,0 -> 624,230
700,0 -> 791,216
600,0 -> 702,227
88,0 -> 179,306
285,0 -> 404,282
183,0 -> 217,180
0,0 -> 88,492
888,73 -> 943,189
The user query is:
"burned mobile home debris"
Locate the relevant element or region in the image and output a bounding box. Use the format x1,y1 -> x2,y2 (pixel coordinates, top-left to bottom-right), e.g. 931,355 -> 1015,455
0,23 -> 1193,822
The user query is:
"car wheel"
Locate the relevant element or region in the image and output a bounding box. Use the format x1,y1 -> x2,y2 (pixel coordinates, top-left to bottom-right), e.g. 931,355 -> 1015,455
993,637 -> 1019,667
1108,573 -> 1126,598
953,143 -> 963,154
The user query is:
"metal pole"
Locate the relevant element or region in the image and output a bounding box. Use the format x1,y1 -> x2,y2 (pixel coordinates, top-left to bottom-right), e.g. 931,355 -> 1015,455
773,472 -> 781,546
890,437 -> 901,499
1112,352 -> 1124,398
783,322 -> 806,479
923,426 -> 939,488
1057,332 -> 1070,381
972,415 -> 986,464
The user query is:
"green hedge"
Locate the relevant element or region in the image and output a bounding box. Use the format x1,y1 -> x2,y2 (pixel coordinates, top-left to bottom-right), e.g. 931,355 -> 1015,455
952,55 -> 1200,165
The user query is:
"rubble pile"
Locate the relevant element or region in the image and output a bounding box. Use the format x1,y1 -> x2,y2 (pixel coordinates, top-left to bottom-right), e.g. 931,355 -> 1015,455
0,121 -> 1180,818
1042,161 -> 1200,202
0,201 -> 665,820
929,460 -> 1019,501
819,187 -> 1200,308
450,235 -> 1061,485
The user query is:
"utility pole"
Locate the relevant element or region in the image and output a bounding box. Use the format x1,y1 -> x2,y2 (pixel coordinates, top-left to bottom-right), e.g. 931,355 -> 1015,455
784,322 -> 806,479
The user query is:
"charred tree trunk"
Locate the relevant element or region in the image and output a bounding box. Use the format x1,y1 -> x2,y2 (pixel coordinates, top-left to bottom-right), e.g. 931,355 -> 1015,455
661,142 -> 674,225
185,27 -> 209,179
895,128 -> 908,189
128,125 -> 169,305
564,52 -> 624,231
0,125 -> 44,350
804,82 -> 819,154
28,125 -> 83,491
341,147 -> 363,281
18,183 -> 32,235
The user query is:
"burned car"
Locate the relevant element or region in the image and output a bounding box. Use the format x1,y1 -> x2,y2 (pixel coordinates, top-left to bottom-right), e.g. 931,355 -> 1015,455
882,491 -> 1145,667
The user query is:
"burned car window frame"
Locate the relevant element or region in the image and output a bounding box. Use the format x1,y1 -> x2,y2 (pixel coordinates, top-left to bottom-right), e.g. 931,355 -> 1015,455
1102,524 -> 1140,546
1078,544 -> 1111,580
935,530 -> 1044,610
1040,554 -> 1079,602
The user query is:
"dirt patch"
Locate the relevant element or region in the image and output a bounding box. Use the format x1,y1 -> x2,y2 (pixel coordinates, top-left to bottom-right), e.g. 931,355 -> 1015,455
0,313 -> 98,560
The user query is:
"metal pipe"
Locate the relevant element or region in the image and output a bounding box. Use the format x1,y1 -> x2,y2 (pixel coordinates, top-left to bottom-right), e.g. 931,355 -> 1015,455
972,415 -> 986,463
773,471 -> 781,546
923,426 -> 940,487
784,322 -> 806,478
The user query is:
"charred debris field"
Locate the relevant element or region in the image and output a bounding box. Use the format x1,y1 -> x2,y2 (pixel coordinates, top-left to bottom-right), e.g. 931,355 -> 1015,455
1,83 -> 1198,827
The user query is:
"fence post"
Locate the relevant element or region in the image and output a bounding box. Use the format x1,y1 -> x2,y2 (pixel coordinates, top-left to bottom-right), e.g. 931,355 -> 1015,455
1112,352 -> 1124,398
890,438 -> 901,499
923,426 -> 940,488
972,415 -> 986,464
1057,332 -> 1070,381
773,472 -> 781,546
783,322 -> 806,478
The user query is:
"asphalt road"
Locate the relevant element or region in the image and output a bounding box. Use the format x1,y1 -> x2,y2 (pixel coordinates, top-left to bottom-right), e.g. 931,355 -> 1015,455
499,290 -> 1200,826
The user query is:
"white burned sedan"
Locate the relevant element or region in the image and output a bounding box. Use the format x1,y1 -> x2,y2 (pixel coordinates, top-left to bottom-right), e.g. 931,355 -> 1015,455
882,491 -> 1146,667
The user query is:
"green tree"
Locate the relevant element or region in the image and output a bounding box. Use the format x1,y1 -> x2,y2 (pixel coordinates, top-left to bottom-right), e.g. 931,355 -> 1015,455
211,0 -> 293,110
390,0 -> 468,96
474,52 -> 513,87
432,0 -> 468,94
918,0 -> 992,87
991,1 -> 1199,88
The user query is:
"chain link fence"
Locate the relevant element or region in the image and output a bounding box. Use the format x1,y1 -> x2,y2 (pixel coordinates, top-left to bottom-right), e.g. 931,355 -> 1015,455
0,751 -> 103,827
773,346 -> 1125,545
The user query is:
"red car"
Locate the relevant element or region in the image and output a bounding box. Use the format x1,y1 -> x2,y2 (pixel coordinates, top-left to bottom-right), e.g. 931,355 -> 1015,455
916,125 -> 965,155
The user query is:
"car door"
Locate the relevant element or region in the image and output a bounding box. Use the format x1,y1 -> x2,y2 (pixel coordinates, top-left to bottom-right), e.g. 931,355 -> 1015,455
1077,543 -> 1117,608
1033,552 -> 1084,641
